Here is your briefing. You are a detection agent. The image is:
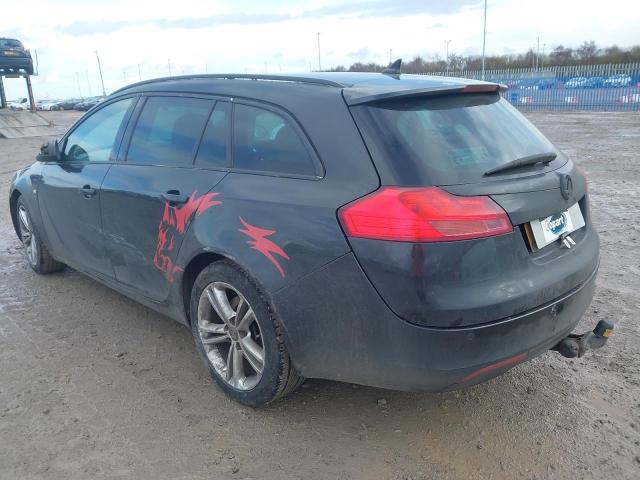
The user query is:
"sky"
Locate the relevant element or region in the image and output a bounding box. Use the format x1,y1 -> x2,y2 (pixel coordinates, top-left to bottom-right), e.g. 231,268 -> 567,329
1,0 -> 639,99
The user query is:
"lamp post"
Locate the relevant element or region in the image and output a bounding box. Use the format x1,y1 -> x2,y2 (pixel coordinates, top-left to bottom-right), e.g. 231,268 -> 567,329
317,32 -> 322,71
445,39 -> 452,70
75,72 -> 83,98
95,51 -> 106,96
481,0 -> 487,80
85,70 -> 91,96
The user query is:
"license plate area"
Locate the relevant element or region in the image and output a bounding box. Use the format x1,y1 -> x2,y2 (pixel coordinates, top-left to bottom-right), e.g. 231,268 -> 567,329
527,203 -> 585,250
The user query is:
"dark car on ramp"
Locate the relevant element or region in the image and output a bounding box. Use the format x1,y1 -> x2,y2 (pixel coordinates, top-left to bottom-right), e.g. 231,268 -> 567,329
9,68 -> 612,406
0,37 -> 34,75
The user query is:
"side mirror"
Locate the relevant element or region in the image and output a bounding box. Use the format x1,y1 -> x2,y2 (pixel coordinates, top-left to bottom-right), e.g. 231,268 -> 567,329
36,140 -> 61,162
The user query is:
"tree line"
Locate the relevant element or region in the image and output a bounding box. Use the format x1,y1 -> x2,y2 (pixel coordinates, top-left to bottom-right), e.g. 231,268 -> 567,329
329,42 -> 640,73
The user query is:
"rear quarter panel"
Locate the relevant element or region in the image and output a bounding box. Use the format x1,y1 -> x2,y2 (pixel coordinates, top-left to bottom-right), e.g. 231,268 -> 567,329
172,89 -> 380,322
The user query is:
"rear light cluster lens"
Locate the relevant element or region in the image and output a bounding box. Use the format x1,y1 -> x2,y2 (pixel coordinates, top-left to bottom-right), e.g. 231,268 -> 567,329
339,187 -> 513,242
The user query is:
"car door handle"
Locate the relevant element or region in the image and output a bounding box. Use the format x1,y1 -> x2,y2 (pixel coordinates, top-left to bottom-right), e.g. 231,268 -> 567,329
162,191 -> 188,204
79,185 -> 97,198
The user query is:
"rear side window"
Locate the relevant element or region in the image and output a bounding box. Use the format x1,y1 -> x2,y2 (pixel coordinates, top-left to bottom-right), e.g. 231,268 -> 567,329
352,94 -> 558,185
195,102 -> 229,168
63,98 -> 133,162
232,104 -> 316,176
127,96 -> 212,166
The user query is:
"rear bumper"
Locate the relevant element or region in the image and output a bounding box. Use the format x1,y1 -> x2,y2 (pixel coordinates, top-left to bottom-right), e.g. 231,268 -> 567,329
0,57 -> 32,69
274,252 -> 598,391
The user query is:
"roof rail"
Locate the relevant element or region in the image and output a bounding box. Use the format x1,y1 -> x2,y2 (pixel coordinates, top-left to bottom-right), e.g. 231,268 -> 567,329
113,73 -> 345,95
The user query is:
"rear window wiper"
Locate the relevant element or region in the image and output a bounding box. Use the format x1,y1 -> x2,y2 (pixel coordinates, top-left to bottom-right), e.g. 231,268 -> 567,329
483,152 -> 557,176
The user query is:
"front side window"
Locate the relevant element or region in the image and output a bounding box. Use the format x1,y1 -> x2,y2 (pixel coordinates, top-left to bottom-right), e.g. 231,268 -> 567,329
63,98 -> 133,162
232,104 -> 316,176
127,96 -> 213,166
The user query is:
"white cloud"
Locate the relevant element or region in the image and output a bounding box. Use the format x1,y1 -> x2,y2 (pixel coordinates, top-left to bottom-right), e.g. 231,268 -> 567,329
1,0 -> 638,99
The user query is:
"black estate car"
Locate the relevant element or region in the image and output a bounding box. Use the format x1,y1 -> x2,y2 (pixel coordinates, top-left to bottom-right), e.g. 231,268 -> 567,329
9,70 -> 612,406
0,37 -> 34,75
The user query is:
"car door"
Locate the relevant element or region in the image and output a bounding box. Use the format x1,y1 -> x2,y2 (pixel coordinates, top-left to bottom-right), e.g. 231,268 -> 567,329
37,96 -> 136,278
100,95 -> 229,301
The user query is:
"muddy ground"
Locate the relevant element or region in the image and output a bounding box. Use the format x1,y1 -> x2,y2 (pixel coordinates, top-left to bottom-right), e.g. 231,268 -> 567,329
0,110 -> 638,480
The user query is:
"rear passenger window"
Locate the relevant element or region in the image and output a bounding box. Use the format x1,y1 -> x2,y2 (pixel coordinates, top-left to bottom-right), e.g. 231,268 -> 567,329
127,96 -> 212,166
195,102 -> 228,168
233,104 -> 316,176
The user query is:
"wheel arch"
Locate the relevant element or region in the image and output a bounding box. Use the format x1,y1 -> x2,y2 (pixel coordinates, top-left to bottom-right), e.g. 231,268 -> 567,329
179,250 -> 282,330
181,251 -> 227,325
9,189 -> 22,239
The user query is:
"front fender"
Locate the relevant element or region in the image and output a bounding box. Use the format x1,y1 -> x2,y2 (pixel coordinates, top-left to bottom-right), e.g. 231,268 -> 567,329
9,162 -> 43,239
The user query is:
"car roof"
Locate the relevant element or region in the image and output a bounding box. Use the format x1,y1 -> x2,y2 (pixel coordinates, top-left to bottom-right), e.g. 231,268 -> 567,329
113,72 -> 500,106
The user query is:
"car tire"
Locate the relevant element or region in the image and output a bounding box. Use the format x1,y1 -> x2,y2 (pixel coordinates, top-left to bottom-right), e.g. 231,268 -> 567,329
190,260 -> 303,407
16,197 -> 64,274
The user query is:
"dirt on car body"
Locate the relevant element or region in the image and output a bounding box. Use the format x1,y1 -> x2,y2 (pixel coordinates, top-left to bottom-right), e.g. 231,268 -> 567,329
0,110 -> 638,480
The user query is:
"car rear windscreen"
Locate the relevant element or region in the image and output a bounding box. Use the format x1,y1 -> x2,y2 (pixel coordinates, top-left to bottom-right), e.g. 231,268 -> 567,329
0,39 -> 23,48
351,93 -> 559,185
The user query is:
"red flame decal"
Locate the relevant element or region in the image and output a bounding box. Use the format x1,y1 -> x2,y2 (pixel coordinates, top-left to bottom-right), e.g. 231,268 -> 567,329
238,217 -> 290,277
154,191 -> 221,283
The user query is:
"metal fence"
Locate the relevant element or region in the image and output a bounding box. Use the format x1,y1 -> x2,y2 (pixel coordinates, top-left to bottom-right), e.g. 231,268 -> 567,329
424,63 -> 640,111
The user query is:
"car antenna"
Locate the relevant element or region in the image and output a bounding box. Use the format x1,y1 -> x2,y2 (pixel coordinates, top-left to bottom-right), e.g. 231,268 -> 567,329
382,58 -> 402,76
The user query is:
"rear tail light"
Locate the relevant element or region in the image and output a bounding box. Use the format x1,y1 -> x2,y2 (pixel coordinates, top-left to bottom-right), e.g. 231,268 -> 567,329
338,186 -> 512,242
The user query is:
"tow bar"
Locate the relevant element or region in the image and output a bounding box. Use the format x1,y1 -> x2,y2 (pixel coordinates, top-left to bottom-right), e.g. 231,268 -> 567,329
552,319 -> 614,358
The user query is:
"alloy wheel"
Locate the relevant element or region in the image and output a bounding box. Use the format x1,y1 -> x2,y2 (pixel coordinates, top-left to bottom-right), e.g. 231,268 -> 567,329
18,204 -> 38,267
197,282 -> 265,390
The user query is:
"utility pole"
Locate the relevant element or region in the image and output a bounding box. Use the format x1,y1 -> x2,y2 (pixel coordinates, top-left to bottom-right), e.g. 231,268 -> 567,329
95,51 -> 106,96
536,36 -> 540,70
445,40 -> 452,69
0,77 -> 7,109
389,49 -> 392,63
542,43 -> 546,69
317,32 -> 321,71
75,72 -> 83,98
168,59 -> 172,77
85,70 -> 92,96
481,0 -> 487,80
34,49 -> 39,76
137,64 -> 142,81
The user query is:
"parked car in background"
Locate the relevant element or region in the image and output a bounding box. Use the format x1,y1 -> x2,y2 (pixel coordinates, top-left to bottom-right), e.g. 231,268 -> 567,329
74,96 -> 105,111
53,98 -> 82,110
565,77 -> 588,89
38,99 -> 62,111
604,74 -> 632,88
9,71 -> 612,406
8,98 -> 30,110
0,37 -> 34,75
583,76 -> 605,88
520,78 -> 556,90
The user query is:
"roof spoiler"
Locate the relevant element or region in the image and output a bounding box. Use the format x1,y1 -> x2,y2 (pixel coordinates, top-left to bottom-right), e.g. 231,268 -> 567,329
345,82 -> 507,106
